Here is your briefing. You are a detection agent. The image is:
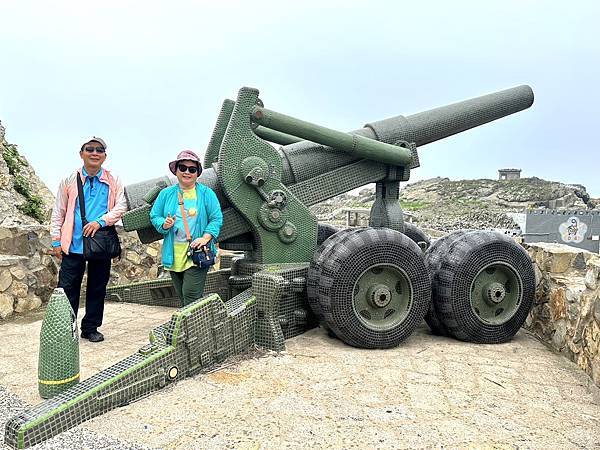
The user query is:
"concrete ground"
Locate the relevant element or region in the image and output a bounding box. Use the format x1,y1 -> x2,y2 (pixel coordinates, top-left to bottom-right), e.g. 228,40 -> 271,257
1,302 -> 599,449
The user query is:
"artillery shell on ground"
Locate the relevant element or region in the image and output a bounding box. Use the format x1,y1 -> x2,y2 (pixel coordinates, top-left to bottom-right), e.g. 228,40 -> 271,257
38,288 -> 80,399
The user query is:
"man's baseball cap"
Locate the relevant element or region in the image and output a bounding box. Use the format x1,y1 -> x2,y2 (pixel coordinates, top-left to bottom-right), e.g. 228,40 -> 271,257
81,136 -> 107,151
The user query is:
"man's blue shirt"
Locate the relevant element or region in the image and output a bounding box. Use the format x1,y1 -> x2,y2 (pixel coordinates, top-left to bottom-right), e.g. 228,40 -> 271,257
69,167 -> 109,254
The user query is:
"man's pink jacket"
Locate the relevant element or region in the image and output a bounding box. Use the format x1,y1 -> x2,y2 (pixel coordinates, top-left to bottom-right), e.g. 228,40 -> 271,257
50,168 -> 127,254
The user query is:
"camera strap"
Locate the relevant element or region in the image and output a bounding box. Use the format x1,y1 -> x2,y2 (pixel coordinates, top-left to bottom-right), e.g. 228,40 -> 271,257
177,191 -> 192,244
76,173 -> 88,227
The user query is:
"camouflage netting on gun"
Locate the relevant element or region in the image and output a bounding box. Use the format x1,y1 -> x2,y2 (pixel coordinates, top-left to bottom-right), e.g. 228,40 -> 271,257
231,260 -> 316,351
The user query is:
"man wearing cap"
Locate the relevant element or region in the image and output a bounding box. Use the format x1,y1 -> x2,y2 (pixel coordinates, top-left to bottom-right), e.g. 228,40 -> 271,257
50,137 -> 127,342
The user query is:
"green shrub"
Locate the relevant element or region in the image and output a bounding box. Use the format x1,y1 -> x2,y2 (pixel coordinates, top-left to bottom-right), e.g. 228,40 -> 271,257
2,145 -> 25,176
2,146 -> 46,223
13,174 -> 29,196
17,195 -> 46,223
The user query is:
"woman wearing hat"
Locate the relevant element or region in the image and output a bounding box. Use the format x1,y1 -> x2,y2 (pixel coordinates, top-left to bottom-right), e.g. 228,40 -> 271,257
150,150 -> 223,306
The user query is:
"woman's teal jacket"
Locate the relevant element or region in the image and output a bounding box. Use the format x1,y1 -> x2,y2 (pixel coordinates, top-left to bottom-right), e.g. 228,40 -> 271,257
150,183 -> 223,269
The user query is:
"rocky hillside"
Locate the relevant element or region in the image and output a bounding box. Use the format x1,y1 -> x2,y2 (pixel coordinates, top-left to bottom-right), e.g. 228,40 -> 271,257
311,176 -> 597,232
0,121 -> 54,225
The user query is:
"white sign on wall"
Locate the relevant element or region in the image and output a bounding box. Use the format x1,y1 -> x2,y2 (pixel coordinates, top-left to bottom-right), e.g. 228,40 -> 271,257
558,217 -> 588,244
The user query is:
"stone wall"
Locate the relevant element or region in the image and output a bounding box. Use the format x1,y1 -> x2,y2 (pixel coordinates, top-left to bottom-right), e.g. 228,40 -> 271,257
524,242 -> 600,387
110,229 -> 163,285
0,225 -> 57,319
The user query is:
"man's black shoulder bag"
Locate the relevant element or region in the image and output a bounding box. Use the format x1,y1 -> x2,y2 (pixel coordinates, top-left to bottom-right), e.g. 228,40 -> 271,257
76,174 -> 121,261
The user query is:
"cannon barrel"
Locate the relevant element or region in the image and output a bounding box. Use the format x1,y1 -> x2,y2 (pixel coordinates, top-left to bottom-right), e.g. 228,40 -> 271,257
386,84 -> 533,146
278,85 -> 534,184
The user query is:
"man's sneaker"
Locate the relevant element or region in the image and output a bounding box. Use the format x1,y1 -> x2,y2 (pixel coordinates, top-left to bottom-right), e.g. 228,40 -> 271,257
81,330 -> 104,342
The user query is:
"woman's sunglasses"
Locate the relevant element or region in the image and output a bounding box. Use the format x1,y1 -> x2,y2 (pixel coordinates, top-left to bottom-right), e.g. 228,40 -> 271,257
177,164 -> 199,174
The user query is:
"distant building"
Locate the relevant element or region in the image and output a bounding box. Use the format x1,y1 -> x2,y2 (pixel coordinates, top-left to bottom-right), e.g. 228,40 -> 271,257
498,168 -> 521,180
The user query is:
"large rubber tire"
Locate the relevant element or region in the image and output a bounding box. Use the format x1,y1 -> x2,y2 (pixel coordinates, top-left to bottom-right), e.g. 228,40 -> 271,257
423,230 -> 470,336
317,223 -> 340,246
402,223 -> 431,251
317,228 -> 431,349
307,228 -> 362,323
435,230 -> 535,343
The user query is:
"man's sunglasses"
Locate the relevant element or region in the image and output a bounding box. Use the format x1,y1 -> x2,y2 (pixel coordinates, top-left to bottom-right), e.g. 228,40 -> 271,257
83,146 -> 106,154
177,164 -> 199,174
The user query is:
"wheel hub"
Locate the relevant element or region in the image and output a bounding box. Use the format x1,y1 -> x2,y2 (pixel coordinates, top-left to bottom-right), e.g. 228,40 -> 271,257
485,282 -> 506,304
352,264 -> 412,331
367,284 -> 392,308
469,262 -> 522,325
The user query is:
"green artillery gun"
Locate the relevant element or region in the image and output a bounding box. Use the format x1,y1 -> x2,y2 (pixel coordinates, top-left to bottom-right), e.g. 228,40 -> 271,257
5,85 -> 535,448
123,84 -> 535,347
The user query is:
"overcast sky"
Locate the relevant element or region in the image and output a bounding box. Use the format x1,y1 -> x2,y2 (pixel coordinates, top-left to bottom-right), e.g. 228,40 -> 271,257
1,1 -> 598,196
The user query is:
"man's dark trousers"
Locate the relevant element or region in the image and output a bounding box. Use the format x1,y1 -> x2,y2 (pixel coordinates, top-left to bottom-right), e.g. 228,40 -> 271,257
58,253 -> 111,334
